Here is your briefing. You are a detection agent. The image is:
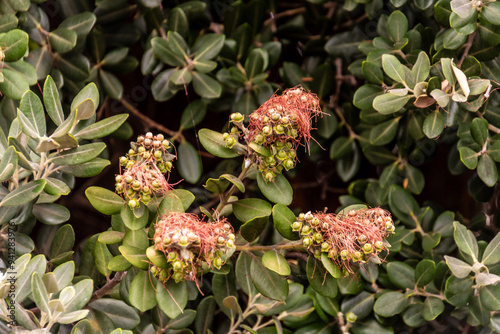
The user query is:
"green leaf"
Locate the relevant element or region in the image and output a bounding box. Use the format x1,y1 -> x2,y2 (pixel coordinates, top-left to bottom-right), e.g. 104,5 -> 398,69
74,114 -> 129,140
387,11 -> 408,42
151,69 -> 178,102
32,272 -> 50,314
49,28 -> 77,53
0,14 -> 18,33
415,260 -> 436,287
459,146 -> 479,169
86,186 -> 124,215
19,90 -> 46,138
129,270 -> 157,312
178,141 -> 202,184
195,296 -> 216,334
262,251 -> 291,276
362,61 -> 384,84
272,204 -> 300,241
204,174 -> 245,194
71,82 -> 99,114
192,72 -> 222,99
306,257 -> 337,298
102,47 -> 129,65
0,146 -> 17,182
59,157 -> 110,177
43,76 -> 64,126
453,221 -> 479,261
233,198 -> 272,223
256,173 -> 293,205
53,261 -> 75,290
240,216 -> 268,242
17,255 -> 47,302
422,297 -> 445,321
158,194 -> 184,214
330,137 -> 354,159
374,291 -> 408,317
0,180 -> 46,207
167,7 -> 189,37
99,70 -> 123,100
387,261 -> 415,289
373,93 -> 411,114
482,2 -> 500,25
321,253 -> 341,278
441,58 -> 456,87
33,203 -> 70,225
157,280 -> 188,319
423,111 -> 445,139
0,29 -> 28,62
250,257 -> 289,301
180,100 -> 206,130
94,240 -> 113,277
382,54 -> 406,83
59,12 -> 97,37
369,117 -> 400,145
99,231 -> 124,244
481,232 -> 500,265
445,255 -> 472,279
89,299 -> 140,330
353,85 -> 383,109
341,291 -> 374,321
213,270 -> 237,319
151,36 -> 186,67
198,129 -> 241,158
478,155 -> 498,187
471,118 -> 489,146
50,142 -> 106,166
236,253 -> 257,297
245,48 -> 266,80
412,51 -> 431,83
192,34 -> 225,61
65,279 -> 93,312
479,285 -> 500,311
0,69 -> 29,100
389,184 -> 418,215
430,89 -> 450,108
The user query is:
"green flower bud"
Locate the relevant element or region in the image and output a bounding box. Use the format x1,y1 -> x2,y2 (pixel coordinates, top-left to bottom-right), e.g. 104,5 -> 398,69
225,136 -> 236,148
145,132 -> 153,139
291,221 -> 302,231
154,150 -> 162,159
262,116 -> 270,123
311,217 -> 320,226
152,180 -> 161,189
173,261 -> 182,271
154,237 -> 162,244
353,251 -> 362,261
276,150 -> 287,160
168,252 -> 177,261
254,134 -> 264,144
290,129 -> 298,138
375,241 -> 384,251
329,249 -> 338,259
262,125 -> 272,135
272,113 -> 280,121
288,150 -> 296,159
125,176 -> 134,184
274,124 -> 284,134
321,242 -> 330,252
265,171 -> 274,182
132,180 -> 141,190
163,237 -> 171,245
173,272 -> 184,282
150,266 -> 158,276
346,312 -> 357,323
159,269 -> 168,280
115,175 -> 123,182
179,236 -> 189,246
314,233 -> 323,242
137,135 -> 145,143
128,149 -> 135,155
302,225 -> 312,235
126,189 -> 135,197
282,116 -> 289,124
119,156 -> 128,165
126,161 -> 134,169
153,140 -> 161,148
231,112 -> 244,122
143,152 -> 151,159
141,193 -> 151,203
115,183 -> 123,192
162,140 -> 170,149
227,239 -> 235,248
138,146 -> 146,153
128,199 -> 139,209
358,234 -> 367,244
303,237 -> 312,247
340,250 -> 349,260
165,161 -> 173,171
363,243 -> 373,254
157,134 -> 164,141
222,133 -> 230,140
213,257 -> 223,269
298,213 -> 305,221
217,236 -> 225,245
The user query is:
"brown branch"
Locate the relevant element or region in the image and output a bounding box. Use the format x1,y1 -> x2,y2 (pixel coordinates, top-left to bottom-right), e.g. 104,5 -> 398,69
457,32 -> 476,67
87,271 -> 127,305
264,7 -> 306,26
118,98 -> 179,138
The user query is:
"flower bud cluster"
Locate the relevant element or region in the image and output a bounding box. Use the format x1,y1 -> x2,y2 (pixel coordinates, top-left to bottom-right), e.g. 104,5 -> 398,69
115,133 -> 176,209
292,208 -> 394,273
224,86 -> 322,181
150,212 -> 236,283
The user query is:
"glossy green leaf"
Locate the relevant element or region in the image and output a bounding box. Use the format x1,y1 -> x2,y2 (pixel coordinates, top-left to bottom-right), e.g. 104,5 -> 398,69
374,291 -> 408,317
233,198 -> 272,223
251,257 -> 289,301
373,93 -> 410,114
198,129 -> 241,158
470,118 -> 489,146
100,70 -> 123,100
50,142 -> 106,166
86,186 -> 124,215
33,203 -> 70,225
65,279 -> 94,313
151,36 -> 186,67
59,157 -> 110,177
272,204 -> 300,241
382,54 -> 406,83
387,261 -> 415,289
306,257 -> 337,298
192,72 -> 222,99
459,146 -> 479,169
192,34 -> 225,61
129,270 -> 157,312
341,291 -> 374,321
49,28 -> 77,53
362,61 -> 384,84
256,173 -> 293,205
178,141 -> 202,184
330,137 -> 354,159
71,82 -> 99,114
59,12 -> 97,36
415,259 -> 436,287
18,90 -> 46,138
74,114 -> 129,140
158,194 -> 184,214
180,100 -> 206,130
31,272 -> 50,314
195,296 -> 216,334
94,240 -> 112,277
0,14 -> 18,33
482,2 -> 500,25
423,111 -> 445,139
204,173 -> 244,194
0,146 -> 17,182
481,232 -> 500,265
321,253 -> 341,278
156,280 -> 188,319
0,69 -> 29,100
0,29 -> 28,62
0,180 -> 46,207
235,253 -> 257,297
369,117 -> 400,145
43,76 -> 64,126
89,298 -> 140,330
478,155 -> 498,187
353,85 -> 383,110
387,11 -> 408,42
479,285 -> 500,311
213,270 -> 237,319
262,251 -> 291,276
240,216 -> 268,242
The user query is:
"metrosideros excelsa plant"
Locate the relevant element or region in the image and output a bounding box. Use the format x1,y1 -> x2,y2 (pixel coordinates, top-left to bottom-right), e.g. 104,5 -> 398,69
148,212 -> 236,283
223,86 -> 323,181
115,132 -> 176,208
294,207 -> 394,273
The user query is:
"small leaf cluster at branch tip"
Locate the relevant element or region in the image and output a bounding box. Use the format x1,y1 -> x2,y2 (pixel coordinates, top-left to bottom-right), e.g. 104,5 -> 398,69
115,133 -> 176,208
293,207 -> 394,273
224,86 -> 323,181
150,212 -> 236,283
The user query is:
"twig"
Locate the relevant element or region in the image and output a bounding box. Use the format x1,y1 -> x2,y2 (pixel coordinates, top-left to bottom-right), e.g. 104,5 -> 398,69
264,8 -> 306,26
457,32 -> 476,67
87,271 -> 127,305
214,164 -> 250,218
118,98 -> 180,138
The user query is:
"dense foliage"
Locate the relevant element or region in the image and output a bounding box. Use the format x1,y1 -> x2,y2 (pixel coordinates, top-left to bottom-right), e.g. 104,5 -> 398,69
1,0 -> 500,333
